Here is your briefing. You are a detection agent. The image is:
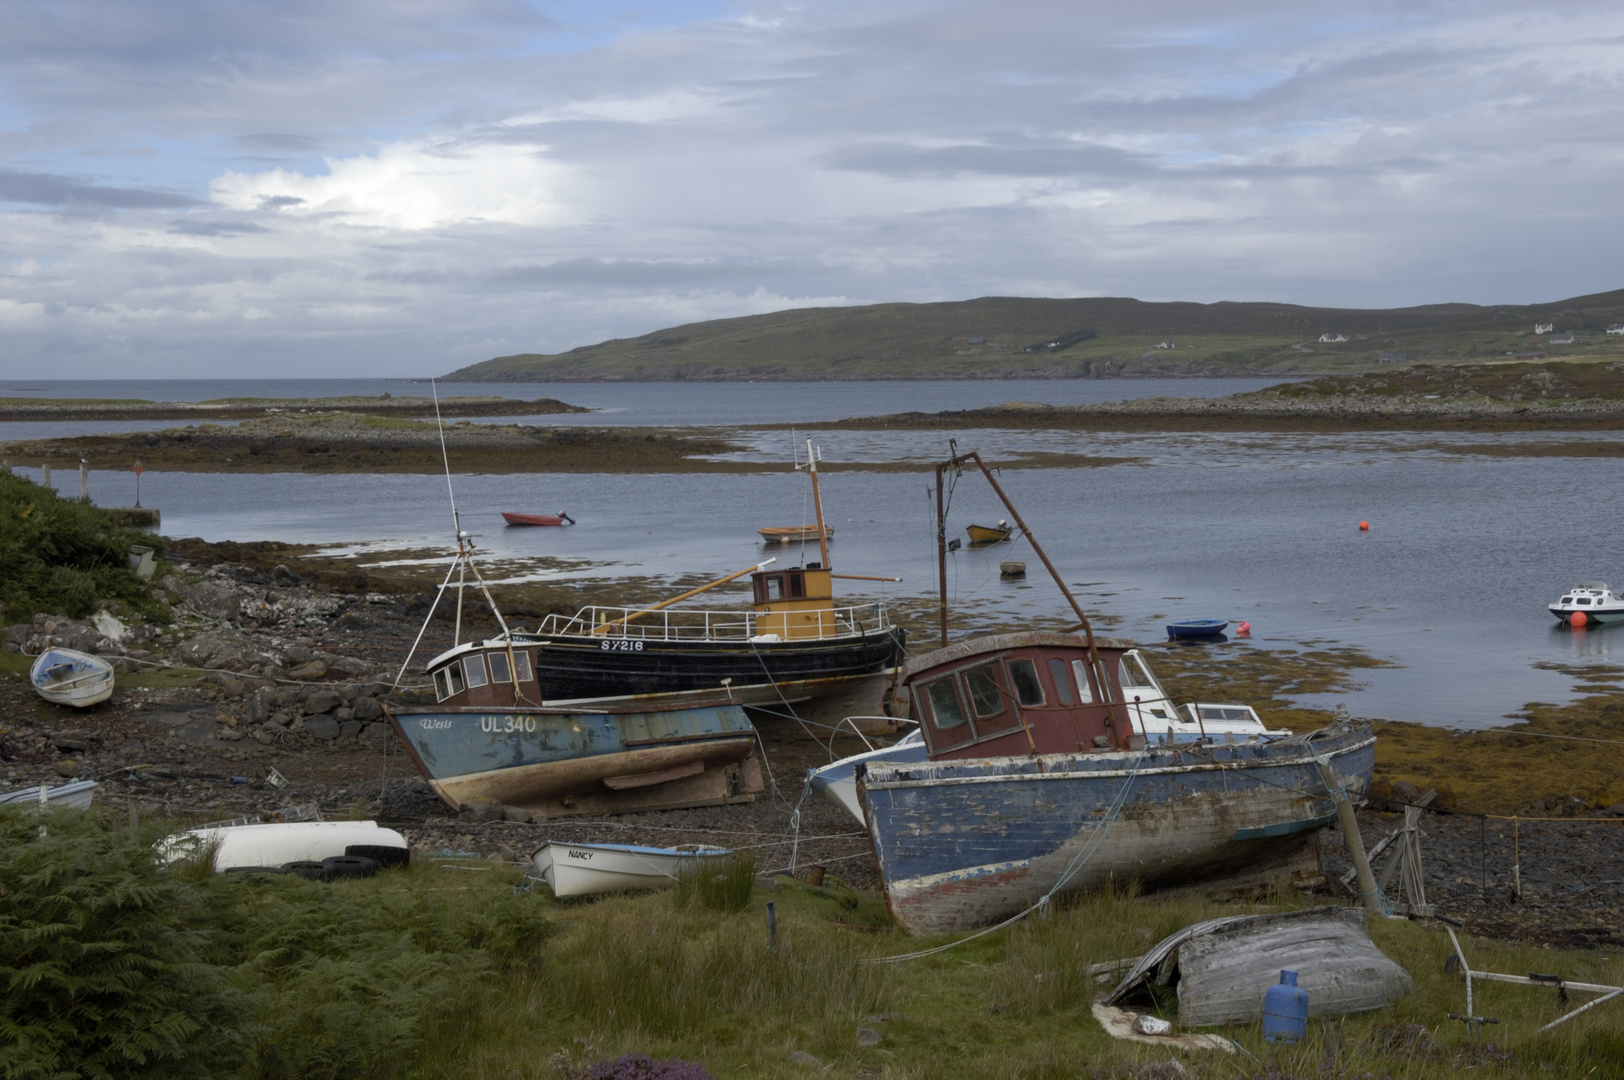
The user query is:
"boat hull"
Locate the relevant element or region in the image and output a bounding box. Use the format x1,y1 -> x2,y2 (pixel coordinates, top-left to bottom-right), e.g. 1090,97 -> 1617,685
533,841 -> 728,897
1167,620 -> 1229,639
1549,603 -> 1624,625
387,702 -> 763,818
529,628 -> 906,701
159,821 -> 410,871
859,723 -> 1374,934
30,648 -> 114,708
503,513 -> 569,526
965,524 -> 1012,544
0,779 -> 99,810
758,526 -> 832,543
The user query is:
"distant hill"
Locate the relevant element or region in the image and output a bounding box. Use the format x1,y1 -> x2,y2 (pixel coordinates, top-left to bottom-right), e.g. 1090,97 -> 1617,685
442,289 -> 1624,382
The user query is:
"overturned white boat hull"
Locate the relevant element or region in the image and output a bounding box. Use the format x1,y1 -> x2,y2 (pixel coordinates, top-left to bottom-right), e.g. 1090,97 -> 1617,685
159,820 -> 410,871
0,779 -> 99,810
532,840 -> 729,898
30,648 -> 114,708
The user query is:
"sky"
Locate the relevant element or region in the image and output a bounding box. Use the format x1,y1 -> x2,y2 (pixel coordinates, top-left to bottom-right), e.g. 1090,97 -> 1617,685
2,0 -> 1622,378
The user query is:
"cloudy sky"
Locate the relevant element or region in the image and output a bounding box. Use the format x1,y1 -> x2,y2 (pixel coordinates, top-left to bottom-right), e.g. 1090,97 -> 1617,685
2,0 -> 1621,378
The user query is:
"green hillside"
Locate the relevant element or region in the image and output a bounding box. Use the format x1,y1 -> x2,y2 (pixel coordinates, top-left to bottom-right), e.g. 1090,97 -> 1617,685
443,289 -> 1624,382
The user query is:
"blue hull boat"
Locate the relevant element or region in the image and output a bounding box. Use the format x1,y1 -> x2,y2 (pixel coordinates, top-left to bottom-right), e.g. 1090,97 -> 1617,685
860,721 -> 1374,934
388,700 -> 762,819
1167,619 -> 1229,640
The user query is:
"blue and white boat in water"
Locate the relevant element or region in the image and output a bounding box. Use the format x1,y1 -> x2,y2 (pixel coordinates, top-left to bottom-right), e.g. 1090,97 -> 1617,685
846,445 -> 1376,935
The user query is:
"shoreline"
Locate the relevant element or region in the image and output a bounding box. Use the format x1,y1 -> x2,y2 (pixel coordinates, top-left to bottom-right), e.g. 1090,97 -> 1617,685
0,394 -> 590,423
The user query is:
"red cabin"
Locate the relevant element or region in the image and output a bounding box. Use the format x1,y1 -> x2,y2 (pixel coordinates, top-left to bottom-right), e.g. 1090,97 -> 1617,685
903,632 -> 1140,759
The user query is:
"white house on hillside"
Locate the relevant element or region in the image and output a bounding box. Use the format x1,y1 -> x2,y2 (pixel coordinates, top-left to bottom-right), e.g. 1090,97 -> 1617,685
1608,324 -> 1624,335
1535,323 -> 1554,334
1318,332 -> 1348,343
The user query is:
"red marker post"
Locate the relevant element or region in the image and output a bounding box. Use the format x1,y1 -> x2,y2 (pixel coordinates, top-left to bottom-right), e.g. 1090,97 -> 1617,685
133,459 -> 144,507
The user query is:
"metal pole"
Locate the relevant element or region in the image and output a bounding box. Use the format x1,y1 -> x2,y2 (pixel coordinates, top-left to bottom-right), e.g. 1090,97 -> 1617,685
934,461 -> 949,648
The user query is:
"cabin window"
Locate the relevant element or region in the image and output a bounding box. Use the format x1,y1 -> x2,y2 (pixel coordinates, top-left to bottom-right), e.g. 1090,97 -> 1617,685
765,577 -> 784,601
788,573 -> 805,598
464,654 -> 489,689
1577,598 -> 1592,606
1119,657 -> 1151,690
924,678 -> 968,730
433,668 -> 450,702
488,652 -> 512,683
512,650 -> 533,682
434,662 -> 466,702
1071,660 -> 1095,704
1048,658 -> 1075,705
1009,660 -> 1044,706
965,665 -> 1006,719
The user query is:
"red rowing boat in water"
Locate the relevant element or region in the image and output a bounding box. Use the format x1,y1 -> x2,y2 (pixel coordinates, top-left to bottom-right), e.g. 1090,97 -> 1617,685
502,512 -> 576,527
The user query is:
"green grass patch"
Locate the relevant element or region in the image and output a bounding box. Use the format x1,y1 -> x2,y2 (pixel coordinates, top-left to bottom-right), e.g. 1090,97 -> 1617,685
0,471 -> 164,622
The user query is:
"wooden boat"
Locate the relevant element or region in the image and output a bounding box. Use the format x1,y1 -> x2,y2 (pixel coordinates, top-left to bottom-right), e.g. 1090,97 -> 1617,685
158,820 -> 410,872
387,645 -> 765,817
531,840 -> 729,897
0,778 -> 99,810
502,511 -> 575,527
758,524 -> 832,544
1548,581 -> 1624,625
1166,619 -> 1229,639
30,648 -> 114,707
852,445 -> 1372,935
966,521 -> 1013,544
858,635 -> 1374,932
525,438 -> 903,703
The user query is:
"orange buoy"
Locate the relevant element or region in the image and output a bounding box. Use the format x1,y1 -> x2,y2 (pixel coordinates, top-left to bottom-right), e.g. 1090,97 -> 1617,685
1571,611 -> 1588,628
1358,521 -> 1370,531
1237,621 -> 1252,636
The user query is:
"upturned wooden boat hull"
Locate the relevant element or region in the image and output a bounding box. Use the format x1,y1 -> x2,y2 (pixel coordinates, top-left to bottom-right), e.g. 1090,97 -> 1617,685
528,628 -> 906,701
532,840 -> 728,897
859,722 -> 1374,934
387,702 -> 763,818
159,821 -> 410,872
30,648 -> 114,708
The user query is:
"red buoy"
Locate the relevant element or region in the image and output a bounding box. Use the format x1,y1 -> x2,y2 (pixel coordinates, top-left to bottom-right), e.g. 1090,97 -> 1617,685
1237,621 -> 1252,636
1358,521 -> 1370,531
1571,611 -> 1588,628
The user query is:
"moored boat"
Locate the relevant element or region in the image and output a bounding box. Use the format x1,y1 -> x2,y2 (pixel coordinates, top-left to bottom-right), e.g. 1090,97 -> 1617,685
1548,581 -> 1624,625
1166,619 -> 1229,639
758,524 -> 833,544
30,648 -> 114,708
502,511 -> 575,526
966,520 -> 1013,544
532,840 -> 729,897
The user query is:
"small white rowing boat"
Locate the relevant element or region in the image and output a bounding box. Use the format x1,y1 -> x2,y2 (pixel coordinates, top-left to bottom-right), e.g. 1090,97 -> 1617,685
0,779 -> 99,810
158,820 -> 410,872
531,840 -> 729,898
30,648 -> 114,708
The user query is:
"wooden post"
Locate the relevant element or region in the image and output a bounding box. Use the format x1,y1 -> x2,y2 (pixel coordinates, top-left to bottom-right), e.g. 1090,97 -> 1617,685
79,459 -> 89,502
41,463 -> 51,489
1317,757 -> 1380,914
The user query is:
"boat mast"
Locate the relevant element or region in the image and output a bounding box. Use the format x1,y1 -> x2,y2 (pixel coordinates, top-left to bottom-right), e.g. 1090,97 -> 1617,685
801,437 -> 832,569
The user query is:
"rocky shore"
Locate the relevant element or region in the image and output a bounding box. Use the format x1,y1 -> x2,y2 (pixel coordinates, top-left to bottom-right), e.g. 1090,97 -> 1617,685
3,540 -> 1620,946
0,394 -> 589,422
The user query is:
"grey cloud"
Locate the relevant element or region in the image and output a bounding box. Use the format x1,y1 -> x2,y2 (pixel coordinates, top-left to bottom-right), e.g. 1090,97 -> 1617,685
167,218 -> 270,236
821,139 -> 1153,180
0,168 -> 196,208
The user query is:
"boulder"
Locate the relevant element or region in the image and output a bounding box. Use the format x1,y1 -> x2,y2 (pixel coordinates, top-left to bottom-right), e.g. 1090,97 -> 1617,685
303,690 -> 341,715
303,715 -> 341,740
339,720 -> 363,740
187,581 -> 241,621
287,660 -> 327,681
352,696 -> 382,722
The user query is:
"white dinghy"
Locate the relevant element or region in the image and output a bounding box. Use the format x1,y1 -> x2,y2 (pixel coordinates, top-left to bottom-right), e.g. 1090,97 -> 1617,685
0,779 -> 99,810
30,648 -> 114,708
159,820 -> 410,872
532,840 -> 729,898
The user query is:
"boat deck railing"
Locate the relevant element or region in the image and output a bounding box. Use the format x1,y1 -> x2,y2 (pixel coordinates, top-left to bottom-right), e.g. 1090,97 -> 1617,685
533,603 -> 896,643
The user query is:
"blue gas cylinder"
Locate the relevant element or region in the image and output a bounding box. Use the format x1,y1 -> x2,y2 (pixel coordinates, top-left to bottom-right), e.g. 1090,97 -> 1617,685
1261,970 -> 1308,1044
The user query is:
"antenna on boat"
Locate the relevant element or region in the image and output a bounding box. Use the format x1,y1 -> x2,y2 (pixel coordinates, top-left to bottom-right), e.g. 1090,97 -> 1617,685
796,436 -> 831,569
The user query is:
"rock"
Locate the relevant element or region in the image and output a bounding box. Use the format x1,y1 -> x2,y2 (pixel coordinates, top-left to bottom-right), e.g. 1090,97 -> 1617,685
855,1027 -> 882,1047
271,564 -> 306,587
303,715 -> 341,740
223,680 -> 247,699
4,623 -> 32,651
788,1052 -> 823,1069
1393,780 -> 1422,802
352,696 -> 382,721
53,760 -> 79,778
90,610 -> 127,644
287,660 -> 328,681
1132,1014 -> 1172,1036
52,737 -> 89,753
248,690 -> 272,724
269,711 -> 292,728
304,690 -> 341,715
360,724 -> 391,748
502,805 -> 533,823
188,581 -> 241,621
334,706 -> 355,723
458,799 -> 505,823
339,720 -> 363,740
